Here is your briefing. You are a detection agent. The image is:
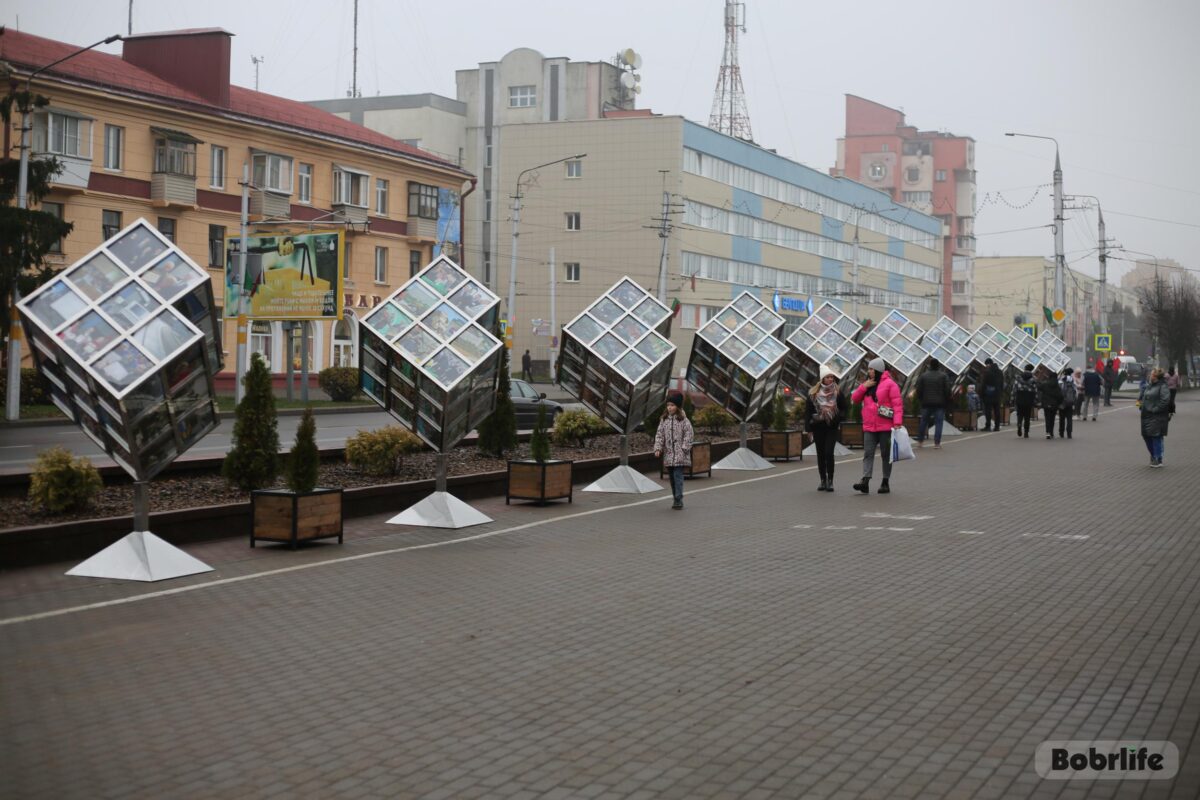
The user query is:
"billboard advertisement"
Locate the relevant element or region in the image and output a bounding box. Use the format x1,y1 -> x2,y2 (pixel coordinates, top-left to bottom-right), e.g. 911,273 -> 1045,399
434,188 -> 461,262
224,230 -> 344,319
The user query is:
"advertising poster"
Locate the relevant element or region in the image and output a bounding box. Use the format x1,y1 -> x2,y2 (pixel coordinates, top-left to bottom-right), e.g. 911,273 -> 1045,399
224,230 -> 343,319
434,188 -> 461,262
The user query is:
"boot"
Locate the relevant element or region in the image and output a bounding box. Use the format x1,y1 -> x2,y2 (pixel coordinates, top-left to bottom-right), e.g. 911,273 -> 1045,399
818,477 -> 828,492
878,478 -> 890,494
853,477 -> 871,494
826,477 -> 834,492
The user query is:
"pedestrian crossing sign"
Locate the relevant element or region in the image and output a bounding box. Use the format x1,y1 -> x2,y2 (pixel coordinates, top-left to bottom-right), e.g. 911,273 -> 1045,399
1020,323 -> 1038,338
1094,333 -> 1112,352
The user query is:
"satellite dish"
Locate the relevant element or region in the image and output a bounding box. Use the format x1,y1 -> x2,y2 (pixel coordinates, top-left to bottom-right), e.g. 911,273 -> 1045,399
621,48 -> 636,66
633,85 -> 642,94
632,52 -> 643,69
620,72 -> 636,88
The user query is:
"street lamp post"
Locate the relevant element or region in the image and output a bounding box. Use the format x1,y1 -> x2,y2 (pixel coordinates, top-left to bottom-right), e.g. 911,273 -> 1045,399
1005,132 -> 1065,338
7,33 -> 122,420
507,153 -> 586,346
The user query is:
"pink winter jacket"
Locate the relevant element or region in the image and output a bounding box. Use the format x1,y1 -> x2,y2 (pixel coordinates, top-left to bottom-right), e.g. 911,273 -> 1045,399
851,372 -> 904,433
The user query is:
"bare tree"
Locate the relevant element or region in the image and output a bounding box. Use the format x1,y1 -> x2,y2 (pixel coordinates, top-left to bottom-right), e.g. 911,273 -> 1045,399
1136,273 -> 1200,381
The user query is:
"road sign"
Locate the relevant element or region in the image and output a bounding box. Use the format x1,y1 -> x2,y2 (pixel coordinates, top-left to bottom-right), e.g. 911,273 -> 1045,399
1094,333 -> 1112,352
1051,307 -> 1067,325
1020,323 -> 1038,338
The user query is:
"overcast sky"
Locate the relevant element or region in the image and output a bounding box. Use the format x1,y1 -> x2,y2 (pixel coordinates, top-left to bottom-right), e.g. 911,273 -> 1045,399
6,0 -> 1198,282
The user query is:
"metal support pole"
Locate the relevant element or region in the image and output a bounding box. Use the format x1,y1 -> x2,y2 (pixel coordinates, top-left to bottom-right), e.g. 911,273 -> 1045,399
300,321 -> 310,403
285,323 -> 294,401
436,452 -> 448,493
739,420 -> 749,450
1098,206 -> 1108,334
657,186 -> 671,304
549,247 -> 557,381
133,481 -> 150,532
236,163 -> 250,404
507,192 -> 521,348
850,219 -> 861,324
619,434 -> 630,467
6,105 -> 32,421
1052,150 -> 1066,337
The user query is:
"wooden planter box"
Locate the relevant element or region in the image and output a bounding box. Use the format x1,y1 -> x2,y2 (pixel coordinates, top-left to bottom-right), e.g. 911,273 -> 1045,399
903,417 -> 922,436
838,421 -> 864,448
660,440 -> 712,479
251,488 -> 343,549
950,409 -> 975,431
506,460 -> 574,505
761,430 -> 804,461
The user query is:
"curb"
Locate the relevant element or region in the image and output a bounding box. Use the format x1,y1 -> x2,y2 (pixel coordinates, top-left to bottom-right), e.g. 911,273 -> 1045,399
0,403 -> 381,429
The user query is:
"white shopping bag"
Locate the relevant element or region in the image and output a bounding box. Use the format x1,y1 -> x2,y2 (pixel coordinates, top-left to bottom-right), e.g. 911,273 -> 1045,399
891,426 -> 916,462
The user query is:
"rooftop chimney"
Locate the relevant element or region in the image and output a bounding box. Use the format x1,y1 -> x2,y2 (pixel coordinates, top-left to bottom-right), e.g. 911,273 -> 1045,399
122,28 -> 233,107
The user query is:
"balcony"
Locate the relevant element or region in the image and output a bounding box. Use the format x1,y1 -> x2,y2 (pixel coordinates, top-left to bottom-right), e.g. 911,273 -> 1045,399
151,129 -> 199,207
954,235 -> 976,253
250,189 -> 291,218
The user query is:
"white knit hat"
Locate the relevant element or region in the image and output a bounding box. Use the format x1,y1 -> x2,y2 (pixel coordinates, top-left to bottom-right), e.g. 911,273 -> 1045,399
819,364 -> 836,380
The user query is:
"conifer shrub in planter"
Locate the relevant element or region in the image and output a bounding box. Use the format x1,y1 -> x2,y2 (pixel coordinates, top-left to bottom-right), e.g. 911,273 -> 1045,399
507,405 -> 573,505
223,353 -> 280,491
29,447 -> 102,513
345,426 -> 424,476
252,407 -> 344,549
317,367 -> 361,402
761,391 -> 803,461
692,405 -> 735,436
549,409 -> 610,448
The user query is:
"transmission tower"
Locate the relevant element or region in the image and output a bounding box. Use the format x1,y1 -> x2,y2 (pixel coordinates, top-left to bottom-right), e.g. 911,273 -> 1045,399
708,0 -> 753,142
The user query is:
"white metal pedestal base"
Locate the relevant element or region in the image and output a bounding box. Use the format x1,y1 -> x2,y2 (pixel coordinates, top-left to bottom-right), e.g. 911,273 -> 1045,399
66,531 -> 214,582
713,446 -> 774,471
388,491 -> 492,528
803,441 -> 853,457
583,465 -> 663,494
940,424 -> 963,436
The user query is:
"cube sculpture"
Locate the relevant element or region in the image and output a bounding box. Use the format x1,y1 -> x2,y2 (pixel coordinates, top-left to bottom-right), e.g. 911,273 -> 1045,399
781,301 -> 866,393
358,256 -> 503,453
921,316 -> 974,378
1033,331 -> 1070,375
556,278 -> 676,435
18,219 -> 223,481
1007,327 -> 1045,371
968,323 -> 1015,371
687,292 -> 788,421
857,308 -> 930,383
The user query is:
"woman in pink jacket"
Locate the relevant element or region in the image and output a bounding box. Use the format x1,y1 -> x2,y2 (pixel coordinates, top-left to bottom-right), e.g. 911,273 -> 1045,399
851,357 -> 904,494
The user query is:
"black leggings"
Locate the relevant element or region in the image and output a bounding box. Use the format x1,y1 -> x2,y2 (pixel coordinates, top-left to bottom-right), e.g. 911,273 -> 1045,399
1016,403 -> 1033,435
812,427 -> 837,481
1044,407 -> 1058,435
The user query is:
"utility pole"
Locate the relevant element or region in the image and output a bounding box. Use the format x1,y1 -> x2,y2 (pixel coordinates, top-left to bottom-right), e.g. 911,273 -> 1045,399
1052,149 -> 1065,338
128,0 -> 133,35
236,163 -> 250,403
850,214 -> 861,323
350,0 -> 360,98
549,247 -> 557,381
656,172 -> 671,303
1097,204 -> 1108,335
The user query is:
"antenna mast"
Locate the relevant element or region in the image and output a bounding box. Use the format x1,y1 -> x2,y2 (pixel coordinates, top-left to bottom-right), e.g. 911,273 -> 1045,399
350,0 -> 361,98
708,0 -> 753,142
251,55 -> 264,91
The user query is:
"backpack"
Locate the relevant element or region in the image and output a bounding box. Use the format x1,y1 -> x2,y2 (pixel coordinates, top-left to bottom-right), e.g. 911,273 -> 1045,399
1060,378 -> 1077,406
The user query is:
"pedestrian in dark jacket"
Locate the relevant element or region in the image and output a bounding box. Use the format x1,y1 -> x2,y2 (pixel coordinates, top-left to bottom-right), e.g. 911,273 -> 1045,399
914,358 -> 951,447
1012,364 -> 1038,438
1103,359 -> 1117,406
654,391 -> 694,509
1039,370 -> 1064,439
1057,366 -> 1076,439
980,359 -> 1005,431
1140,368 -> 1171,467
1082,366 -> 1103,420
806,365 -> 848,492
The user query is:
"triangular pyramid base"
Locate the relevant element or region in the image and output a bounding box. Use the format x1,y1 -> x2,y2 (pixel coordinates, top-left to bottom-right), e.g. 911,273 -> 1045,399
803,441 -> 854,457
940,424 -> 963,436
66,531 -> 213,582
388,491 -> 492,529
583,465 -> 663,494
713,446 -> 774,471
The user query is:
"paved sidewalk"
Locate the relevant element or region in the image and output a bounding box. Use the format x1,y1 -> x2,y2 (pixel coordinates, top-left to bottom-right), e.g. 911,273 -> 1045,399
2,397 -> 1199,798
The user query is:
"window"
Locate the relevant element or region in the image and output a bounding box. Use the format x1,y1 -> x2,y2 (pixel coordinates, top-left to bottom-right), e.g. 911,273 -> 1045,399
935,169 -> 947,182
154,137 -> 196,177
880,143 -> 890,152
564,262 -> 581,282
210,146 -> 226,189
298,163 -> 313,204
408,183 -> 438,219
102,210 -> 122,239
252,151 -> 293,194
906,167 -> 920,183
484,137 -> 492,168
868,162 -> 887,180
484,190 -> 492,221
42,202 -> 64,253
508,85 -> 536,108
566,160 -> 583,178
410,250 -> 422,277
902,191 -> 932,204
952,281 -> 967,294
343,241 -> 353,280
565,212 -> 581,231
332,317 -> 354,367
103,125 -> 123,171
36,112 -> 91,158
375,178 -> 389,215
333,167 -> 369,207
209,225 -> 226,268
157,217 -> 176,243
250,321 -> 272,370
483,255 -> 492,285
375,247 -> 388,283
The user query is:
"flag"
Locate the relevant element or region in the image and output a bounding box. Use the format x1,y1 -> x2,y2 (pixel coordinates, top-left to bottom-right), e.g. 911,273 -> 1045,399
1043,306 -> 1055,325
671,298 -> 682,319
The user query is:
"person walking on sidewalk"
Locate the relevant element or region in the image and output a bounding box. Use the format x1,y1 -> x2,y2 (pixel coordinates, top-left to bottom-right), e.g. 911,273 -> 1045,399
1012,364 -> 1038,438
1082,364 -> 1103,420
1039,368 -> 1064,439
654,391 -> 694,509
521,349 -> 533,382
980,358 -> 1005,431
1072,368 -> 1085,418
1167,366 -> 1180,414
851,358 -> 903,495
1103,358 -> 1117,406
806,365 -> 847,492
915,358 -> 951,448
1057,366 -> 1077,439
1139,368 -> 1171,467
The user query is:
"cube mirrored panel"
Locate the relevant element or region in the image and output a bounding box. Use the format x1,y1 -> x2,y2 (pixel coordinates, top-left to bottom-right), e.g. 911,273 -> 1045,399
855,308 -> 928,379
780,301 -> 865,393
687,292 -> 785,421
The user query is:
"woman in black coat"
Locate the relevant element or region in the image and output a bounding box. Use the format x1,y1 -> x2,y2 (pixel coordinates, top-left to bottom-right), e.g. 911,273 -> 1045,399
1140,368 -> 1171,467
805,365 -> 848,492
1038,371 -> 1064,440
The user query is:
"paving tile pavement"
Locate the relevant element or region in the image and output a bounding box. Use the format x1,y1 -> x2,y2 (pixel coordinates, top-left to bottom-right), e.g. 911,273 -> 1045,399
2,396 -> 1199,798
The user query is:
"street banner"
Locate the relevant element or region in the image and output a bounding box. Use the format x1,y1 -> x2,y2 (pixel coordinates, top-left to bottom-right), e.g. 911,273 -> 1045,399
224,230 -> 344,319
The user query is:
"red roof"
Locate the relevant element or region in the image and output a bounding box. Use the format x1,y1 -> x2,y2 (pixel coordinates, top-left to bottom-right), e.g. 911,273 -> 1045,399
0,28 -> 465,173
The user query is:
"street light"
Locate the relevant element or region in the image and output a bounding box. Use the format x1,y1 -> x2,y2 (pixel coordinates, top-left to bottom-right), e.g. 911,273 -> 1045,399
506,153 -> 586,346
7,33 -> 122,420
1005,132 -> 1065,338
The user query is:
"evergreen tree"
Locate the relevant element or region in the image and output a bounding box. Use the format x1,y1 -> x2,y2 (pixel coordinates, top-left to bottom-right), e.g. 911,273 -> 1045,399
477,346 -> 517,457
223,353 -> 280,490
285,407 -> 319,494
1,84 -> 75,350
771,391 -> 788,431
530,404 -> 551,463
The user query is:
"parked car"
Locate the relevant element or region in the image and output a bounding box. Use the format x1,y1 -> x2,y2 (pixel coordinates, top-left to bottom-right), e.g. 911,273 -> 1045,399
510,379 -> 563,428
